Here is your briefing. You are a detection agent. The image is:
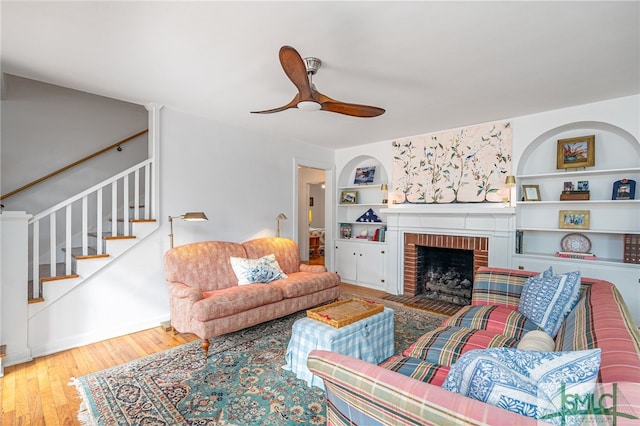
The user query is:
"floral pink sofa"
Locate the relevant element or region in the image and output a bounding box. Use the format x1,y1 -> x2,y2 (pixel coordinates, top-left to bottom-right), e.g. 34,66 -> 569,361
164,237 -> 340,356
308,267 -> 640,425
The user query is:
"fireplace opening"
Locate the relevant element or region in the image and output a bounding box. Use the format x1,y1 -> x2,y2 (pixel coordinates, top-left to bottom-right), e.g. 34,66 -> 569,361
417,246 -> 474,306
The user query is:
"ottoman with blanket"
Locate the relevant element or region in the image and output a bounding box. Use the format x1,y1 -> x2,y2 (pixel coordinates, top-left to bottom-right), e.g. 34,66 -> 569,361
308,266 -> 640,425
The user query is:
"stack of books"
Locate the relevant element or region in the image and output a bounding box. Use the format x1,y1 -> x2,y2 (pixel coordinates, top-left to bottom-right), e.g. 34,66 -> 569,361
555,251 -> 596,260
371,226 -> 386,242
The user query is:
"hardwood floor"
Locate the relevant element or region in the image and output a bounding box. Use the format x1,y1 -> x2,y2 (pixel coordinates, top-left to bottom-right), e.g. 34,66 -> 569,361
0,284 -> 379,425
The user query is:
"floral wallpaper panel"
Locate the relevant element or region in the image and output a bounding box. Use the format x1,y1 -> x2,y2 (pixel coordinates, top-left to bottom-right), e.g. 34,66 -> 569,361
392,121 -> 512,204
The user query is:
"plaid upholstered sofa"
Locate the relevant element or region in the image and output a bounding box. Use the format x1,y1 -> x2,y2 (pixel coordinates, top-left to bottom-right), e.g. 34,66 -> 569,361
164,237 -> 340,356
308,266 -> 640,425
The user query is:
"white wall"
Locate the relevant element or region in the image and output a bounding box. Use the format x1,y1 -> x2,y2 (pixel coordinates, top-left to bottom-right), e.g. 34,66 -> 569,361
160,108 -> 335,246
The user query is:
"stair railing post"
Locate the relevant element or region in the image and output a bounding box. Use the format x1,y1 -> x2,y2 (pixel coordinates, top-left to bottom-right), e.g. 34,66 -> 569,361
145,103 -> 163,221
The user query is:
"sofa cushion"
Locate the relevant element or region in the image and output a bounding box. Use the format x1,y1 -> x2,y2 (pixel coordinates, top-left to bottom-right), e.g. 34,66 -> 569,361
471,267 -> 542,309
403,326 -> 518,366
380,356 -> 451,386
442,347 -> 601,423
518,270 -> 581,337
242,237 -> 300,274
164,241 -> 247,291
442,305 -> 540,340
270,271 -> 340,298
229,254 -> 287,284
192,284 -> 283,321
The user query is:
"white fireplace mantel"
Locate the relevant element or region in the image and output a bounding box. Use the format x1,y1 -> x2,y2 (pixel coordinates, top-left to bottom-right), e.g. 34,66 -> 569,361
382,204 -> 516,295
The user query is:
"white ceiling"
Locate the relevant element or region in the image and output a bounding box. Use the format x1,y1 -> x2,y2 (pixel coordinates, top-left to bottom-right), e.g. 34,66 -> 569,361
2,1 -> 639,149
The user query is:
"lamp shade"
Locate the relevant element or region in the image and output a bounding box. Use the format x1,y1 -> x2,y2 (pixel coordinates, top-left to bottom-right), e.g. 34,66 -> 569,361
380,184 -> 388,191
505,176 -> 516,186
276,213 -> 287,221
182,212 -> 208,221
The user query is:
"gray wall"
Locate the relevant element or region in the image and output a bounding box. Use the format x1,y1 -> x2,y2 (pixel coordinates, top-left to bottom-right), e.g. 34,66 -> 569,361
1,74 -> 148,214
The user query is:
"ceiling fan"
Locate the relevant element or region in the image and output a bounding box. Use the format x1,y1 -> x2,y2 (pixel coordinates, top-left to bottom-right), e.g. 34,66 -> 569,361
251,46 -> 385,118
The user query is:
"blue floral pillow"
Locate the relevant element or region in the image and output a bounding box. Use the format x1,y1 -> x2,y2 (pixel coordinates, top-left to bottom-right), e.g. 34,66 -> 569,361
229,254 -> 287,284
442,347 -> 601,424
517,269 -> 581,337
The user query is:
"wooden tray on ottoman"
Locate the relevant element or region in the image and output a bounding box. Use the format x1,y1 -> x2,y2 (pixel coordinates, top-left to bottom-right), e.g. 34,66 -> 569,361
307,298 -> 384,328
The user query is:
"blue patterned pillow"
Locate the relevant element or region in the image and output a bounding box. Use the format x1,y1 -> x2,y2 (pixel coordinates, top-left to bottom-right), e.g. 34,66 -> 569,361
517,269 -> 581,337
229,254 -> 287,284
442,348 -> 601,424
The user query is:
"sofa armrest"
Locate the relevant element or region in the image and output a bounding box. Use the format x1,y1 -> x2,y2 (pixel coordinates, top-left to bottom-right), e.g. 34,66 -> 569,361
307,350 -> 537,426
167,281 -> 204,303
299,263 -> 328,273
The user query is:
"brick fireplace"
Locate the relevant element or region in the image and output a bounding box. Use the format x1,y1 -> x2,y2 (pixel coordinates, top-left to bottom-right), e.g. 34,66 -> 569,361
403,233 -> 489,299
382,204 -> 515,296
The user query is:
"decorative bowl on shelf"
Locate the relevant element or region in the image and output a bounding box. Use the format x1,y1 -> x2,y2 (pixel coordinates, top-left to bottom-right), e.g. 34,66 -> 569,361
560,233 -> 592,253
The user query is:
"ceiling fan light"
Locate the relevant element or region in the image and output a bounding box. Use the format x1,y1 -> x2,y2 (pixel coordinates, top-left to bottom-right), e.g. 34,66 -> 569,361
297,101 -> 321,111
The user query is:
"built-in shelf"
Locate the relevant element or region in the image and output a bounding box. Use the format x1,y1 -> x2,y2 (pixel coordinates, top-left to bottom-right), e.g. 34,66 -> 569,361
336,238 -> 387,244
518,167 -> 640,180
517,199 -> 640,206
338,221 -> 387,226
516,227 -> 639,235
338,184 -> 385,191
339,203 -> 387,207
512,252 -> 638,267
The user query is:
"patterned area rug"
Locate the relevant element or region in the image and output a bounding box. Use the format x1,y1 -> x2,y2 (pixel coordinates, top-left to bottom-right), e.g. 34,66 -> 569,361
73,298 -> 446,425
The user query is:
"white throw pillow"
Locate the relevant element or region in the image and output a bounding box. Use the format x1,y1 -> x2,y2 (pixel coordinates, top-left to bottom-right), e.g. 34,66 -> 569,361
517,330 -> 555,352
229,254 -> 287,285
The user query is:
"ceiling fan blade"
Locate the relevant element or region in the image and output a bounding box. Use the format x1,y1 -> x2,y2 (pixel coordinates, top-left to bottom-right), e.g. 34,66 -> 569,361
251,94 -> 300,114
316,92 -> 385,118
279,46 -> 313,100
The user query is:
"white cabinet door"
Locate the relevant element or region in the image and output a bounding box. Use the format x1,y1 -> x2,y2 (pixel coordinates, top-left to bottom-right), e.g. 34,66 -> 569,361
335,240 -> 357,282
334,240 -> 387,290
357,243 -> 386,289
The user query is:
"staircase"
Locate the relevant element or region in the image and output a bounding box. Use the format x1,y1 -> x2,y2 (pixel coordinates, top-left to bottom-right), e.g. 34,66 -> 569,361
27,159 -> 158,314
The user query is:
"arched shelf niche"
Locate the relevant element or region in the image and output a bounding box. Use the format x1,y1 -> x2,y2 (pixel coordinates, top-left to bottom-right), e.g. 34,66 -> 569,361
517,121 -> 640,177
338,155 -> 389,188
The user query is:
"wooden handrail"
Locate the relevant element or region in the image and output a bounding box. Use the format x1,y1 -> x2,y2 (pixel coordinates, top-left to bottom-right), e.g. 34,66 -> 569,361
1,129 -> 148,202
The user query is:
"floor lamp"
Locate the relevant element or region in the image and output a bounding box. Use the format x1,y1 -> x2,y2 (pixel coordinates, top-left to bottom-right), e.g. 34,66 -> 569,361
169,211 -> 208,248
275,213 -> 287,237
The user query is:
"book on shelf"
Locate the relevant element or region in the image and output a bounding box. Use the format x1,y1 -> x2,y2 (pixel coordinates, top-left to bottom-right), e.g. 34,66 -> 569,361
555,251 -> 597,260
623,233 -> 640,264
515,230 -> 523,254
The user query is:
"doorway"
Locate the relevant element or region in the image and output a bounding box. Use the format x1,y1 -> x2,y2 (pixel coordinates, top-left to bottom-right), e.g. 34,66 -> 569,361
297,165 -> 329,266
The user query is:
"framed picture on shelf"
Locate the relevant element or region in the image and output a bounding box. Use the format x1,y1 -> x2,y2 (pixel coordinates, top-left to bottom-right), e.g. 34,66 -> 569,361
339,223 -> 352,239
563,181 -> 574,191
522,184 -> 541,201
577,180 -> 589,191
340,190 -> 358,204
559,210 -> 590,230
354,166 -> 376,184
612,179 -> 636,200
556,135 -> 595,169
